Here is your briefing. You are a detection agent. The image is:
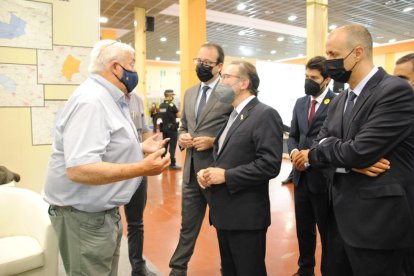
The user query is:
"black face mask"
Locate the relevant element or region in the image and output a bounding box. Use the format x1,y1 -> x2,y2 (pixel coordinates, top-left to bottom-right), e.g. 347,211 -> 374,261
326,49 -> 357,83
196,64 -> 214,82
304,79 -> 324,96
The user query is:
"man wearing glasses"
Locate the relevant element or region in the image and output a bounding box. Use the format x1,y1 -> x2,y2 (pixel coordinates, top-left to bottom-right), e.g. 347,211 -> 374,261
169,43 -> 233,276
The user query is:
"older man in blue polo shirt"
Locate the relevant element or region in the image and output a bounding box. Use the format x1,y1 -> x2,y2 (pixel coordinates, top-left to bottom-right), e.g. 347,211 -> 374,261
43,40 -> 170,276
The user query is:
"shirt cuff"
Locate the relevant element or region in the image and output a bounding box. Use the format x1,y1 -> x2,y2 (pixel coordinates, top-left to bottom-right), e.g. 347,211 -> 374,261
289,148 -> 299,159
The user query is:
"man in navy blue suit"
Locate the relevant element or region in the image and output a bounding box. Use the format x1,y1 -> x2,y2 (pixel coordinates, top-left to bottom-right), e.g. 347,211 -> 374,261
288,56 -> 335,276
297,24 -> 414,276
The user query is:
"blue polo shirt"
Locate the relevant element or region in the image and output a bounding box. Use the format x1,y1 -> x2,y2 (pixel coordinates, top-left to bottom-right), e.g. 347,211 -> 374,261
43,74 -> 143,212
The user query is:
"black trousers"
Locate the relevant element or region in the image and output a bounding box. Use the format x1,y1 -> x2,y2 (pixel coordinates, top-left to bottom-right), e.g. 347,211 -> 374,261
403,249 -> 414,276
326,209 -> 405,276
124,176 -> 148,275
216,228 -> 267,276
162,128 -> 178,165
294,176 -> 329,276
169,162 -> 207,273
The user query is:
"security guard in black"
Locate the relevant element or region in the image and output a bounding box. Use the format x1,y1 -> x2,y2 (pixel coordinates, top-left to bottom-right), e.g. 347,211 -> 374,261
159,89 -> 181,169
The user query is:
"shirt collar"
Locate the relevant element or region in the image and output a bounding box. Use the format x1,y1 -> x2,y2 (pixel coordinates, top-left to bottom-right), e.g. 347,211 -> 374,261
235,95 -> 256,114
201,75 -> 220,91
351,67 -> 378,97
90,74 -> 127,105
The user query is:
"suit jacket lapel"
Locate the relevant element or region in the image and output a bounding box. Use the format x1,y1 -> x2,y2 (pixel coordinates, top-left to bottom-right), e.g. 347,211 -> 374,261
196,81 -> 219,127
218,98 -> 259,156
343,69 -> 384,138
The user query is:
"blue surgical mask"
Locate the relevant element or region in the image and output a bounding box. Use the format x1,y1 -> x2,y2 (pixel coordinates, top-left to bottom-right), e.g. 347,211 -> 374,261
114,65 -> 139,93
215,83 -> 235,104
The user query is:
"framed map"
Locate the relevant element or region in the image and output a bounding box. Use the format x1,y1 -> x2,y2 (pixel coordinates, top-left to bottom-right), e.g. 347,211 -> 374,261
31,100 -> 66,145
0,63 -> 43,107
0,0 -> 52,49
38,45 -> 91,85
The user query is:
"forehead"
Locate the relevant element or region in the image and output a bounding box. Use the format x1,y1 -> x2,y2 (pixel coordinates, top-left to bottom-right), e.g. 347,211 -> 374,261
305,68 -> 322,77
222,64 -> 239,75
326,30 -> 348,55
394,62 -> 413,75
197,46 -> 218,60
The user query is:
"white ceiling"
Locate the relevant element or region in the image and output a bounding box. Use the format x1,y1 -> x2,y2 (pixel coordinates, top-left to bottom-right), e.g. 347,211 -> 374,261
100,0 -> 414,62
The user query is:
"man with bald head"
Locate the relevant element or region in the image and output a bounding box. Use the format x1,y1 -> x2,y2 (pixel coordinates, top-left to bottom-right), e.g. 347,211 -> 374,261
295,24 -> 414,275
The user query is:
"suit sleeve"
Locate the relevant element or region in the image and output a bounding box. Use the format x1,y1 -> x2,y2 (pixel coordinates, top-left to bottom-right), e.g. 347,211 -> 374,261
287,99 -> 300,154
311,81 -> 414,169
225,108 -> 283,194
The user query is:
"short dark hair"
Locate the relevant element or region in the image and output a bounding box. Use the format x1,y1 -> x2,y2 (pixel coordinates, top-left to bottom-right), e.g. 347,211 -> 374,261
396,53 -> 414,70
201,42 -> 225,64
231,61 -> 260,96
306,56 -> 328,79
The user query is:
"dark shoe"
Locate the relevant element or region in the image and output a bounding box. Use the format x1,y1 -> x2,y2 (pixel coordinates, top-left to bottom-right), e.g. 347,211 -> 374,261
169,165 -> 182,170
169,269 -> 187,276
134,266 -> 157,276
281,178 -> 293,185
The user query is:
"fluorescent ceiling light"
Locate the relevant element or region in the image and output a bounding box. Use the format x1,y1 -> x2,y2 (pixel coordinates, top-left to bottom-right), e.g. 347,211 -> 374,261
288,15 -> 297,21
237,3 -> 247,11
100,17 -> 108,23
160,4 -> 307,38
160,37 -> 167,42
403,7 -> 413,12
277,36 -> 285,42
329,24 -> 337,30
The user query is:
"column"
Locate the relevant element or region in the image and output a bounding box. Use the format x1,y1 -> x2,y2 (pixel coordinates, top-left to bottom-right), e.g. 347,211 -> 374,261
134,7 -> 147,109
179,0 -> 207,105
306,0 -> 328,58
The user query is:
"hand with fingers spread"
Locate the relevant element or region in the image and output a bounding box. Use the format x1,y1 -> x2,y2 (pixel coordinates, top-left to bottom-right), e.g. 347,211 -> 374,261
178,133 -> 193,149
352,158 -> 390,177
193,136 -> 215,151
142,133 -> 170,154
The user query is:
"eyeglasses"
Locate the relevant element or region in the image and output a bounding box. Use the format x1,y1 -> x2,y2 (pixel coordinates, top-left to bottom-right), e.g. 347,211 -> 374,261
193,58 -> 218,67
221,74 -> 241,80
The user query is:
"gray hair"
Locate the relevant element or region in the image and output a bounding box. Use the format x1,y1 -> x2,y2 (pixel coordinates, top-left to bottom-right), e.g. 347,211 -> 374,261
88,39 -> 135,74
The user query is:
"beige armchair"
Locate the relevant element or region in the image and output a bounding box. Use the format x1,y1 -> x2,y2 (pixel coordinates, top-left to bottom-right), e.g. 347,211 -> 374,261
0,187 -> 58,276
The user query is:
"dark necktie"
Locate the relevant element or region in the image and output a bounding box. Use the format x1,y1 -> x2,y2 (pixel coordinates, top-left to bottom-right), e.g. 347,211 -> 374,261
343,91 -> 357,129
196,86 -> 209,123
218,109 -> 238,153
308,99 -> 317,124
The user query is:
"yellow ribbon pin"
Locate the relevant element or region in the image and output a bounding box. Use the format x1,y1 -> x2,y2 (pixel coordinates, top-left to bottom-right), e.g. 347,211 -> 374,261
324,98 -> 330,105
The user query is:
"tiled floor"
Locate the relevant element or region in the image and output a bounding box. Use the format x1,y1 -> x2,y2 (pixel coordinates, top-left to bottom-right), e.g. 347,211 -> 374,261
120,152 -> 322,276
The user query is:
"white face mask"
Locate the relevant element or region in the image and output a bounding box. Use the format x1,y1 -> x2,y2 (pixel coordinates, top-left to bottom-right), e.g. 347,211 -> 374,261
215,83 -> 236,104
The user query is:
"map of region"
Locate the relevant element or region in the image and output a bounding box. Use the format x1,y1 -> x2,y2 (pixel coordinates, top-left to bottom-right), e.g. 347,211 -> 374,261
31,100 -> 66,145
0,0 -> 52,49
0,64 -> 43,107
38,45 -> 91,84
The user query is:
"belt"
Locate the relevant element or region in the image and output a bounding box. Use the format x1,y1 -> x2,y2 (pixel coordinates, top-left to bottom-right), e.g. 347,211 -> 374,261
52,205 -> 119,214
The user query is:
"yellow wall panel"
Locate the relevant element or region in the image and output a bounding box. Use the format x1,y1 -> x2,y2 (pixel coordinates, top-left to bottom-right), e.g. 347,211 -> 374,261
44,85 -> 76,100
0,47 -> 36,64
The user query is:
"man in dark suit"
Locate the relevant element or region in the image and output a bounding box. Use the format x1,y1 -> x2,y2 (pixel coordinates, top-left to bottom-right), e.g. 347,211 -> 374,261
288,56 -> 335,276
197,61 -> 283,276
295,24 -> 414,275
169,43 -> 233,276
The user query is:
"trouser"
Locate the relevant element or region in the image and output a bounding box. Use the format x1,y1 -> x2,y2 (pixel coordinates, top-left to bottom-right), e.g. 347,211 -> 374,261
403,248 -> 414,276
162,128 -> 178,165
49,205 -> 122,276
294,177 -> 329,276
169,163 -> 207,273
326,209 -> 405,276
124,176 -> 148,275
216,228 -> 267,276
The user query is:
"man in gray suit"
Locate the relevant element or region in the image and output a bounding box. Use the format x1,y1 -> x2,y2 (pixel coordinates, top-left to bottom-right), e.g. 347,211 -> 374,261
169,43 -> 233,276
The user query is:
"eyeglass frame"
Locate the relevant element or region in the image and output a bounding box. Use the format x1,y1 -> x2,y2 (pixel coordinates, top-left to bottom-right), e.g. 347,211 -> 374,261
221,74 -> 242,80
193,58 -> 219,67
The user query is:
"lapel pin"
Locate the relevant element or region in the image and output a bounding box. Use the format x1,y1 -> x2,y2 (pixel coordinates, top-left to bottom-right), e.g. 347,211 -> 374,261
324,98 -> 330,105
240,114 -> 244,120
